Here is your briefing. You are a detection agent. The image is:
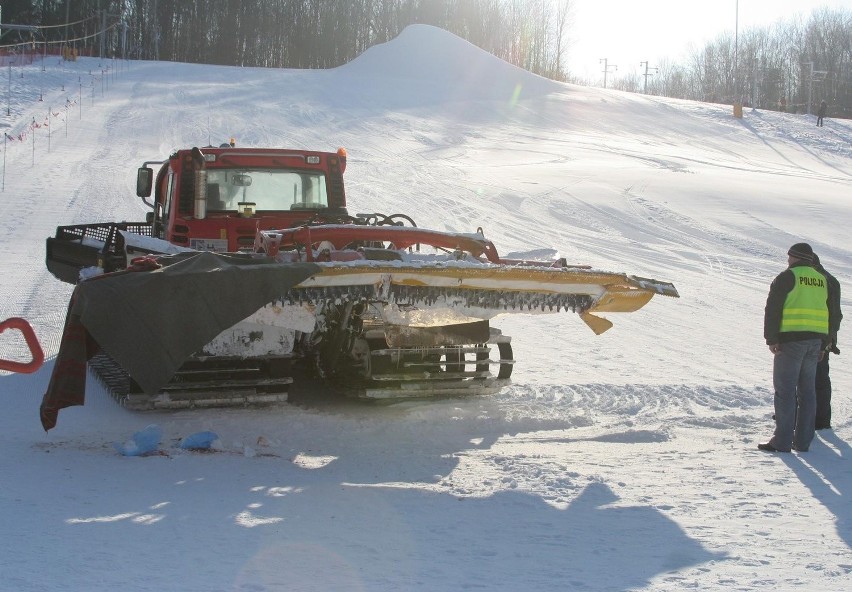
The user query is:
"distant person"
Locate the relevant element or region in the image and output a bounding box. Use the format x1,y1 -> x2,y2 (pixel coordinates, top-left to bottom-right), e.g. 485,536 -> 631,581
759,243 -> 831,453
813,253 -> 842,430
779,97 -> 787,113
817,100 -> 827,126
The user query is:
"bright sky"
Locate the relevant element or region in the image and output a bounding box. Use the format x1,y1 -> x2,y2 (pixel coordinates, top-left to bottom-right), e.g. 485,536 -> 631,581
567,0 -> 852,82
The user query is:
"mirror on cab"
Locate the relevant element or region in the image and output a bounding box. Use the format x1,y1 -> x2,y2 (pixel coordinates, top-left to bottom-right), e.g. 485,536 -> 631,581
136,167 -> 154,197
232,173 -> 252,186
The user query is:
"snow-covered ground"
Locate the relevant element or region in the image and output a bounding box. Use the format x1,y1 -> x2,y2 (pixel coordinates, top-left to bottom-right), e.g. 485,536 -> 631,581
1,24 -> 850,591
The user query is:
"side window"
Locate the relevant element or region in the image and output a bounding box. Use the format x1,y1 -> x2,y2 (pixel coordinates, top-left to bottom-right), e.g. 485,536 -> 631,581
316,175 -> 328,206
303,174 -> 325,204
290,173 -> 328,209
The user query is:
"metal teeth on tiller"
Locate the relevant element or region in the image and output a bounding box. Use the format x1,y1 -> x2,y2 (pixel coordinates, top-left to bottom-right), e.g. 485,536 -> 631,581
277,263 -> 679,332
280,284 -> 594,313
388,285 -> 593,312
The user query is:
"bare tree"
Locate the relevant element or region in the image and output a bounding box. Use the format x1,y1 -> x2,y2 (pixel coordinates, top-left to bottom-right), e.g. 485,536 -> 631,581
1,1 -> 848,116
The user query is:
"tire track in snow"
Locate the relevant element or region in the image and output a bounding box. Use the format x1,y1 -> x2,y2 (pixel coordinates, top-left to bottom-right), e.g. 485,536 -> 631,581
620,186 -> 779,284
426,381 -> 773,507
496,383 -> 769,432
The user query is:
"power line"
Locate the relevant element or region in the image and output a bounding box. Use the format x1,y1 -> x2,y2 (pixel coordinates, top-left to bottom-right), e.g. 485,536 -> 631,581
13,16 -> 96,31
0,20 -> 122,52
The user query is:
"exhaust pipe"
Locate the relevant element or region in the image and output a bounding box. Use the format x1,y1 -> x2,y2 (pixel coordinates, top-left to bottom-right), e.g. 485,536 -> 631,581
192,147 -> 208,220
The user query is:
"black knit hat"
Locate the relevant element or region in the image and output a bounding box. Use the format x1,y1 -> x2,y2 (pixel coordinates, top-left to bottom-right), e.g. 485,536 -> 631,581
788,242 -> 814,262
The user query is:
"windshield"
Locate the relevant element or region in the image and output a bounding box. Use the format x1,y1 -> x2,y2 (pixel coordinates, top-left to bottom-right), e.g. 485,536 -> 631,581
205,168 -> 328,211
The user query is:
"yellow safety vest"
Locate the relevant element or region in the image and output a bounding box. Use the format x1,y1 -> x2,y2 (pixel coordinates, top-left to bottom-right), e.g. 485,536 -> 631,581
780,267 -> 829,334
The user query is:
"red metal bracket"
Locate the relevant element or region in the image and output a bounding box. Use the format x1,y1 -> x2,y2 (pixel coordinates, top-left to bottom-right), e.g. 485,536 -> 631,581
0,317 -> 45,374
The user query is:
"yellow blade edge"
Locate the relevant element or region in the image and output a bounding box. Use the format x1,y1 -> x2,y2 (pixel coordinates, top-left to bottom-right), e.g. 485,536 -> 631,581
589,288 -> 656,313
580,312 -> 614,335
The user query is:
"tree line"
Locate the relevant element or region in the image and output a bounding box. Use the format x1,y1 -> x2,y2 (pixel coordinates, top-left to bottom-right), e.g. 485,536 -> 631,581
604,7 -> 852,119
1,1 -> 571,74
1,1 -> 849,118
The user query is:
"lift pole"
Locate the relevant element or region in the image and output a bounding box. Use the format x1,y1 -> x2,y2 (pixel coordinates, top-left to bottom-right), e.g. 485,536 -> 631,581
640,61 -> 658,94
599,58 -> 617,89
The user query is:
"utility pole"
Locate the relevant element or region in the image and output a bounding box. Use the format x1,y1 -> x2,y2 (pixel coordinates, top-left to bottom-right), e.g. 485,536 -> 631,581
99,10 -> 112,59
101,10 -> 124,62
7,62 -> 11,117
152,0 -> 160,61
122,22 -> 128,62
640,61 -> 658,94
600,58 -> 617,89
751,59 -> 771,112
65,0 -> 70,47
803,61 -> 828,115
733,0 -> 741,117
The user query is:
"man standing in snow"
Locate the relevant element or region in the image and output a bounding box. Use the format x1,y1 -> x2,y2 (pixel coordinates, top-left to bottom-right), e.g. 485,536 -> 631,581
813,254 -> 842,430
759,243 -> 831,453
817,100 -> 827,126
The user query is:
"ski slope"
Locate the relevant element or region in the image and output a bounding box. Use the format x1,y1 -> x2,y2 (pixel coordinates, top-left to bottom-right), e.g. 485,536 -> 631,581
0,25 -> 850,592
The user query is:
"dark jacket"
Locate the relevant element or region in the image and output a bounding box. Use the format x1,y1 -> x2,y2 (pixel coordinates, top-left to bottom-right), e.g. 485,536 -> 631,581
764,261 -> 833,346
815,262 -> 842,353
818,102 -> 827,117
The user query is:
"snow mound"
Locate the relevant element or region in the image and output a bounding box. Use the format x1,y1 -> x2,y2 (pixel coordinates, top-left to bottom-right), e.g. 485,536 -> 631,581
337,24 -> 560,102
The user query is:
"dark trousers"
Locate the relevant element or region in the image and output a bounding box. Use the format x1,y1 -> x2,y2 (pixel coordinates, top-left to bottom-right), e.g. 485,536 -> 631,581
815,352 -> 832,428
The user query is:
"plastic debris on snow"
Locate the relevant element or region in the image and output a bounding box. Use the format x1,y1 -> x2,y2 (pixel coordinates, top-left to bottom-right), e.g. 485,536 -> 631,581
114,424 -> 162,456
178,430 -> 221,450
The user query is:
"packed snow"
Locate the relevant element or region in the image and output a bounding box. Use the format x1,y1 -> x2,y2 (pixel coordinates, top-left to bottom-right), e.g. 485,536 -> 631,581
1,24 -> 850,591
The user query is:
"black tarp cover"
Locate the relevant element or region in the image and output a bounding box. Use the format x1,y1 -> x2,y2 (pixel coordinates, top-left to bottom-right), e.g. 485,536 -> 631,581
40,252 -> 320,431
